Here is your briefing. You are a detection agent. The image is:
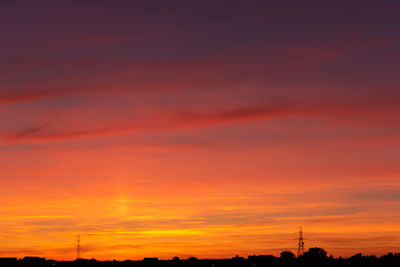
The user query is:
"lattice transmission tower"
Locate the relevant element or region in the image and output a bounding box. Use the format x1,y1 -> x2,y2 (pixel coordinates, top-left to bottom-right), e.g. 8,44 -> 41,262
76,235 -> 81,259
297,227 -> 304,257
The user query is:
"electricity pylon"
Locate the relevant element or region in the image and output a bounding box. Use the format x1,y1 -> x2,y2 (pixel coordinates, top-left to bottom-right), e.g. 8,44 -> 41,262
76,235 -> 81,259
297,227 -> 304,257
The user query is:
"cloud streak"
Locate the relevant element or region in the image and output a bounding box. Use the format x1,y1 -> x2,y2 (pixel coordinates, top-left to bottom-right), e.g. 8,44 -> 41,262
2,96 -> 399,144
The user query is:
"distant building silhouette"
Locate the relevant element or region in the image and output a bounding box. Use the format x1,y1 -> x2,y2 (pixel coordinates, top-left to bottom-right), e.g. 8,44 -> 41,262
1,249 -> 400,267
0,258 -> 17,265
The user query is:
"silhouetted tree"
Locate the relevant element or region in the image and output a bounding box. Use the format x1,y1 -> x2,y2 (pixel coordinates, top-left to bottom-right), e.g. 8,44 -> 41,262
280,251 -> 295,259
303,247 -> 327,259
301,247 -> 328,266
280,251 -> 295,266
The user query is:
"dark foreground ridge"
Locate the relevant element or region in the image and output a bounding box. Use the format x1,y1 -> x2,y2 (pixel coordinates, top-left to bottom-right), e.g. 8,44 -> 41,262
1,248 -> 400,267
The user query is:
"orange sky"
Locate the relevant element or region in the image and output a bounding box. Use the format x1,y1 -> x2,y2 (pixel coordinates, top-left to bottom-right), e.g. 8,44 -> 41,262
1,0 -> 400,260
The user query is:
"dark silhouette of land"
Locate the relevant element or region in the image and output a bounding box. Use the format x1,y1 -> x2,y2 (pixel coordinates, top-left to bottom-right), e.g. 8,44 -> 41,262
1,248 -> 400,267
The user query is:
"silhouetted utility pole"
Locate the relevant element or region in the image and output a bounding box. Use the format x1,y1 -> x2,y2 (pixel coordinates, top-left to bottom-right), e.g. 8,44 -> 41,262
297,227 -> 304,257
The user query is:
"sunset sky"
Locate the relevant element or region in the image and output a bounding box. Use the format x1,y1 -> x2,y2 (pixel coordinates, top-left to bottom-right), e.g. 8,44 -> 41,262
1,0 -> 400,260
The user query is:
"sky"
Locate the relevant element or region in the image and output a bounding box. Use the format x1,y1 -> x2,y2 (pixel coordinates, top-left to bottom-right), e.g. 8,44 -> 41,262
1,0 -> 400,260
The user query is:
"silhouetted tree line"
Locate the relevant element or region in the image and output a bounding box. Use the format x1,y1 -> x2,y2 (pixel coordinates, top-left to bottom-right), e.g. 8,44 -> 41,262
1,248 -> 399,267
